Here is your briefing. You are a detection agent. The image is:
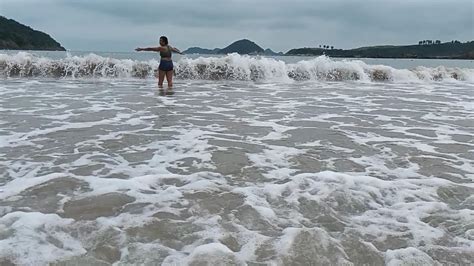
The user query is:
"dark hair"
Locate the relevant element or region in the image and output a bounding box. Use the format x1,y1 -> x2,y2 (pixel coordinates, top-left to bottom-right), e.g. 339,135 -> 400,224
160,36 -> 168,45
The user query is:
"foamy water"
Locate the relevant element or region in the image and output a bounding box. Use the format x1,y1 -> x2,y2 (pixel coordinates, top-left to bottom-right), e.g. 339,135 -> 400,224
0,52 -> 473,265
2,52 -> 474,82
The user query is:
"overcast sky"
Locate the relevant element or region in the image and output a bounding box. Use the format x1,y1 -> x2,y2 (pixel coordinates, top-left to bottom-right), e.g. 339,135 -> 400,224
1,0 -> 473,52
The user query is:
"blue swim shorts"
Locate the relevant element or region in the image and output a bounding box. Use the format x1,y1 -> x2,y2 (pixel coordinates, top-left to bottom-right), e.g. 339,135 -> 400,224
159,60 -> 173,72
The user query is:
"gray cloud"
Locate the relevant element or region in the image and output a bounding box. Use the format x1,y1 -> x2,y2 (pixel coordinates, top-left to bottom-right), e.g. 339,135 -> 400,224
1,0 -> 472,52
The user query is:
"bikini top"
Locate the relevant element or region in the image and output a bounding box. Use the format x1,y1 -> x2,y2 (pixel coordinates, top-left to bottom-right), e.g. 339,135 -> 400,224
160,45 -> 172,58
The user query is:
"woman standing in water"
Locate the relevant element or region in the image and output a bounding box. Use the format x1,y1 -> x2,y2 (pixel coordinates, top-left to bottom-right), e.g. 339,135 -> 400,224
135,36 -> 182,89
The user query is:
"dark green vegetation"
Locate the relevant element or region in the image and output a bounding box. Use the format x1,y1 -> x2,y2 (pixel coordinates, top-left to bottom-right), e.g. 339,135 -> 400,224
219,39 -> 264,54
184,39 -> 283,55
183,47 -> 221,54
0,16 -> 65,51
185,39 -> 472,59
287,41 -> 474,59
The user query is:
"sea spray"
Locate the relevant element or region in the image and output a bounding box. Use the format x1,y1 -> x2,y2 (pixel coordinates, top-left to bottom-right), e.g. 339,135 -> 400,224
1,52 -> 473,82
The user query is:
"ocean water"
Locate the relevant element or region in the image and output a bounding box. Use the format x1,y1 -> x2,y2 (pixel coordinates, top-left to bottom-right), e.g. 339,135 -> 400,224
0,51 -> 473,265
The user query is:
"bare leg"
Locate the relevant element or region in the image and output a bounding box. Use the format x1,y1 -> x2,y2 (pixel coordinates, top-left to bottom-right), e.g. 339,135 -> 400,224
165,70 -> 173,89
158,70 -> 165,88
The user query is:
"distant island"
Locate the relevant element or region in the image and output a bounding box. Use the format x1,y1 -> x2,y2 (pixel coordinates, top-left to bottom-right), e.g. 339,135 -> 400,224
183,47 -> 221,55
0,16 -> 65,51
185,39 -> 473,59
183,39 -> 283,56
287,41 -> 474,59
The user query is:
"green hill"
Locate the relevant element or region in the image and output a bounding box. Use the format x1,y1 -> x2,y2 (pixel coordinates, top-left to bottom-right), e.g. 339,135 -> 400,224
182,47 -> 220,54
0,16 -> 65,51
219,39 -> 264,54
183,39 -> 268,55
286,41 -> 474,59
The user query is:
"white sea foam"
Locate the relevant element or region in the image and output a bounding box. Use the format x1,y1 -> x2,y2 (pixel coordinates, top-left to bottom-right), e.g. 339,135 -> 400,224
385,247 -> 437,266
185,243 -> 244,265
0,173 -> 67,200
0,76 -> 473,264
1,52 -> 473,82
0,212 -> 85,265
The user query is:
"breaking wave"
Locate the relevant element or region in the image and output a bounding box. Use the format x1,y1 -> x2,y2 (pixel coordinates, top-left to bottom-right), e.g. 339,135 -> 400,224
1,52 -> 473,82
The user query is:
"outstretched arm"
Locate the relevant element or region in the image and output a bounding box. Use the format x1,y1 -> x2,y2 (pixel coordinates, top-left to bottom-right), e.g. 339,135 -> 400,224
171,47 -> 183,54
135,47 -> 162,52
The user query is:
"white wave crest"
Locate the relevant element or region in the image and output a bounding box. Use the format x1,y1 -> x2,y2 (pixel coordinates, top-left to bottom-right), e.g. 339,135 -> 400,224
1,52 -> 472,82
